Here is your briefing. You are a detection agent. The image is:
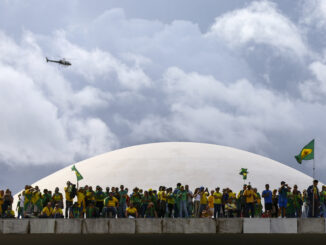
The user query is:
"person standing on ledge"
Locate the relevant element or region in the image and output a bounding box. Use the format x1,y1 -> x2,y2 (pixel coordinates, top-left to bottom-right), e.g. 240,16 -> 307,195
307,179 -> 320,217
262,184 -> 273,217
278,181 -> 289,218
244,185 -> 256,218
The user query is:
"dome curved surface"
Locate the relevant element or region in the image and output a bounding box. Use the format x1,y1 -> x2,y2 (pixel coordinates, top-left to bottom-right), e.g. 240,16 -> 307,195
18,142 -> 315,195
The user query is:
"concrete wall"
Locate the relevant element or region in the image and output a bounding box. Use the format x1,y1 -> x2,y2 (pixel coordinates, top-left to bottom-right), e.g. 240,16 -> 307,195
1,218 -> 326,234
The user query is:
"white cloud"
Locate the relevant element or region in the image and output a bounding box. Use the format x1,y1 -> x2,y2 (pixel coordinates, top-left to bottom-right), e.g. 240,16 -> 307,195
301,0 -> 326,28
0,31 -> 119,165
207,1 -> 308,58
300,61 -> 326,101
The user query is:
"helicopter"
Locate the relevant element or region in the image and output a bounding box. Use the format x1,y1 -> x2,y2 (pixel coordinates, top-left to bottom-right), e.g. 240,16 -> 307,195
46,57 -> 71,66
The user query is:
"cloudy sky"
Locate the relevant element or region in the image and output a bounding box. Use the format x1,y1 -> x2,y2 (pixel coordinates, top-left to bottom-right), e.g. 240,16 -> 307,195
1,0 -> 326,193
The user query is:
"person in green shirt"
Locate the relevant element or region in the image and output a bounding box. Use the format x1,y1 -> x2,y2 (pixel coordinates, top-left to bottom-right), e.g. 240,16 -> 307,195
178,186 -> 188,218
86,202 -> 99,218
293,185 -> 302,218
286,187 -> 295,217
130,187 -> 142,213
42,189 -> 52,208
118,185 -> 128,218
69,202 -> 80,218
145,202 -> 157,218
254,188 -> 262,217
320,186 -> 326,217
141,191 -> 150,217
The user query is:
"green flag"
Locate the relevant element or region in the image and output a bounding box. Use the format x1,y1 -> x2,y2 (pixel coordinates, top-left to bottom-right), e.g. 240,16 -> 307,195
295,139 -> 314,164
71,165 -> 83,181
239,168 -> 248,180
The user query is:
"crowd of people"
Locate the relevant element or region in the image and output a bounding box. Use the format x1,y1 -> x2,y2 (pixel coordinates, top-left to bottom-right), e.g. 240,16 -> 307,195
0,180 -> 325,219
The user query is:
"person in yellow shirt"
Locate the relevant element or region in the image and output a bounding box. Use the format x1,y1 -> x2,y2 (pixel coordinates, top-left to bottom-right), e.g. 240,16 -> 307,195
23,185 -> 33,217
3,205 -> 15,218
31,186 -> 42,215
225,199 -> 237,218
52,187 -> 63,209
199,187 -> 209,215
64,181 -> 75,218
243,185 -> 257,217
103,192 -> 119,218
213,187 -> 222,218
208,190 -> 214,217
52,203 -> 64,218
159,186 -> 167,218
126,203 -> 138,218
40,202 -> 53,218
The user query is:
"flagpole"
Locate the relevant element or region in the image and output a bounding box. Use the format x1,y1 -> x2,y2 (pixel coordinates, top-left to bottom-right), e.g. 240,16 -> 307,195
312,139 -> 315,217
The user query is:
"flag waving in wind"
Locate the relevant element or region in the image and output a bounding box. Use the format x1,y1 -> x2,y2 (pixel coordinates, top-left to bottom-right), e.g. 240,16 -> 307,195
239,168 -> 248,180
71,165 -> 83,181
295,139 -> 314,164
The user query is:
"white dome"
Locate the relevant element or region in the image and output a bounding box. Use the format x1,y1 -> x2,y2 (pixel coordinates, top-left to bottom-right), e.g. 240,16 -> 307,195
14,142 -> 317,203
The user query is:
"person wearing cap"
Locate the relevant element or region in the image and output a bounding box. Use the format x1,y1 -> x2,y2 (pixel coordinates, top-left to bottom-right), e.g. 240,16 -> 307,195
307,179 -> 320,217
320,186 -> 326,217
278,181 -> 289,218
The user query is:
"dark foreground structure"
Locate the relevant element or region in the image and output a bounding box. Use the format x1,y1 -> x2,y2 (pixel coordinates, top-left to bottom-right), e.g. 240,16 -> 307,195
1,218 -> 326,245
1,234 -> 326,245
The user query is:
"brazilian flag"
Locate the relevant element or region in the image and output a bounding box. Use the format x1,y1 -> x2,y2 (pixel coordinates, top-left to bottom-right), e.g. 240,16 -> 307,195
72,165 -> 83,181
295,139 -> 314,164
239,168 -> 248,180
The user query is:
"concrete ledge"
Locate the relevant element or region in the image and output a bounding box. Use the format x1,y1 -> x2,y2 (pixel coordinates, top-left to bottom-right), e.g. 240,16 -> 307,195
218,218 -> 243,233
298,218 -> 325,233
30,219 -> 55,234
82,219 -> 109,234
109,219 -> 135,234
136,219 -> 162,234
55,219 -> 82,234
243,218 -> 270,234
162,219 -> 185,233
184,219 -> 216,234
2,219 -> 29,234
0,220 -> 3,234
271,218 -> 297,233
